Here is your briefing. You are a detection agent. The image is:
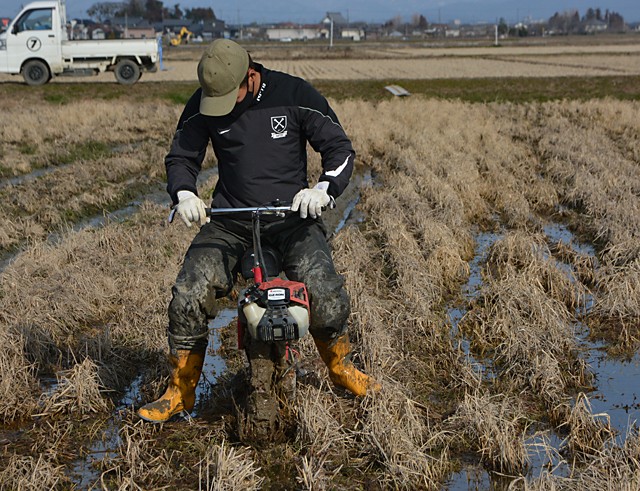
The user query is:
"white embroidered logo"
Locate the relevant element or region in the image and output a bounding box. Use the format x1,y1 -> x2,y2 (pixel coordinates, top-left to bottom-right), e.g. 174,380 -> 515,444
271,116 -> 287,139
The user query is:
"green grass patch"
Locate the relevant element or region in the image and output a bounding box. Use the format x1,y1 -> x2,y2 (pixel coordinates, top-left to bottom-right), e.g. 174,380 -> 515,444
18,143 -> 37,155
58,140 -> 112,165
3,76 -> 640,108
164,90 -> 194,105
43,93 -> 69,104
313,75 -> 640,103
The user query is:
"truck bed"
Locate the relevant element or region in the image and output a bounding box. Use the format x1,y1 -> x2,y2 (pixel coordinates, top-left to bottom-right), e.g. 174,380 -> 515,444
61,38 -> 158,60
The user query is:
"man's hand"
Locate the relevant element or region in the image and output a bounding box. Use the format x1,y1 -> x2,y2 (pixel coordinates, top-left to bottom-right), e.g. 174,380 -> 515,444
291,183 -> 334,219
173,190 -> 207,227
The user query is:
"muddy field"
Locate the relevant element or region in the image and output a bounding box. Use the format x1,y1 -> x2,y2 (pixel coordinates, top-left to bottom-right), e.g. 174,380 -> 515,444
1,40 -> 640,490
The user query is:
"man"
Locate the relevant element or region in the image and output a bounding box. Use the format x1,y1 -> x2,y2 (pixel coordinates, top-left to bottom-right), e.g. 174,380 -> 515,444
138,39 -> 377,423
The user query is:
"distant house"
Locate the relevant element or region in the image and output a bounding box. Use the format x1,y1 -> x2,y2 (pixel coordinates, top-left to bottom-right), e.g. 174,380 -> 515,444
322,12 -> 348,27
583,19 -> 608,34
124,23 -> 155,39
153,17 -> 225,41
341,25 -> 365,41
156,18 -> 192,35
321,11 -> 349,39
445,27 -> 460,37
108,16 -> 155,38
199,19 -> 225,40
266,23 -> 319,41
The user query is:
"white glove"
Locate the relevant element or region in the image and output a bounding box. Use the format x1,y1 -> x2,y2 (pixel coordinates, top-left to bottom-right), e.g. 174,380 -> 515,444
173,190 -> 207,227
291,182 -> 334,219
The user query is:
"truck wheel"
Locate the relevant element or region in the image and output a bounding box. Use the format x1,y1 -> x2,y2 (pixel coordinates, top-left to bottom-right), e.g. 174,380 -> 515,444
114,59 -> 140,85
23,60 -> 51,86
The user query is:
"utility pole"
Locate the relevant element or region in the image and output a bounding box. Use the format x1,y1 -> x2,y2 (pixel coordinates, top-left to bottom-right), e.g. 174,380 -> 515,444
329,17 -> 333,48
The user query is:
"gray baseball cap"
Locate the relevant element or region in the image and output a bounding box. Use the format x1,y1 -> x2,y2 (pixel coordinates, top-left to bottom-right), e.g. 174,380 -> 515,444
197,39 -> 249,116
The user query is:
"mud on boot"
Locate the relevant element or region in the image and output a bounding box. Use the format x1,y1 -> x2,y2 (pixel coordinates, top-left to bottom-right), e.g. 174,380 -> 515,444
314,334 -> 380,397
137,349 -> 205,423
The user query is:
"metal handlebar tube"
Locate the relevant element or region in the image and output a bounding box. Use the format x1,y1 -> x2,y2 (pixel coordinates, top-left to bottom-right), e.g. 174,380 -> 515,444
205,205 -> 292,217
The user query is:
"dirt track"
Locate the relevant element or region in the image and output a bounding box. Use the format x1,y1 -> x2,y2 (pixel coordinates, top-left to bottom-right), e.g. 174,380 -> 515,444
1,42 -> 640,84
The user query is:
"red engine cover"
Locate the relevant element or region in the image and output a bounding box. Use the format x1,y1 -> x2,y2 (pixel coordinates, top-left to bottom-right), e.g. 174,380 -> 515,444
257,277 -> 309,309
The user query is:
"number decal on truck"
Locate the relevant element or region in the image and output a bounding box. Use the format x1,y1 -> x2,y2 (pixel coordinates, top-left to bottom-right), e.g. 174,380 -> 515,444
27,37 -> 42,52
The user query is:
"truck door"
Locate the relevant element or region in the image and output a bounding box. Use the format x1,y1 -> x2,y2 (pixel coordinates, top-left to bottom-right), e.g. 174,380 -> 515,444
6,7 -> 61,73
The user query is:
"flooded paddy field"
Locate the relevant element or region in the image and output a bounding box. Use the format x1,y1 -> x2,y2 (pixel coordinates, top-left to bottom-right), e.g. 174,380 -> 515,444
1,66 -> 639,489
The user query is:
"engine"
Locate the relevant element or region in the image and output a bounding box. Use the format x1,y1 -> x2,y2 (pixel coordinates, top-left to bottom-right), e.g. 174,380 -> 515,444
238,277 -> 310,343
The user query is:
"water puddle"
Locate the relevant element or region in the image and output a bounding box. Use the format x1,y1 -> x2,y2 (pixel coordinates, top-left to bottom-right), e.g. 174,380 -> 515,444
326,168 -> 371,235
194,308 -> 237,409
0,165 -> 72,190
70,167 -> 219,233
587,350 -> 640,435
445,220 -> 639,489
448,230 -> 503,359
545,222 -> 639,438
70,375 -> 142,488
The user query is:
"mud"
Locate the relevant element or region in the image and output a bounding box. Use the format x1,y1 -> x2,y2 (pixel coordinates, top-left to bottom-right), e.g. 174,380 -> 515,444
447,218 -> 640,489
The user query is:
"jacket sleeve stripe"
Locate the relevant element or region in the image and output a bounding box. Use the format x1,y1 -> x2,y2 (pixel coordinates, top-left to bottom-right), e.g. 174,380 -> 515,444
325,155 -> 351,177
298,106 -> 343,127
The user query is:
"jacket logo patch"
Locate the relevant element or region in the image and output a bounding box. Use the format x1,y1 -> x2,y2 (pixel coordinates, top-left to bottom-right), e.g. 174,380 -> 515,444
271,116 -> 288,139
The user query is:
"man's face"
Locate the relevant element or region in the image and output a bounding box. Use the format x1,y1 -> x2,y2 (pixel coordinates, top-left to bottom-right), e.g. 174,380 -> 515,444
235,69 -> 257,103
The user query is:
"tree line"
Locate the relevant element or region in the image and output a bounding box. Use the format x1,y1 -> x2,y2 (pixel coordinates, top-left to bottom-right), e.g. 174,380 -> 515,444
87,0 -> 216,23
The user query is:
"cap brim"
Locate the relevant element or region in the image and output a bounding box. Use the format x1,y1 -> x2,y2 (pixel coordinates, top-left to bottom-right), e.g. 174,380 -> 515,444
200,88 -> 239,117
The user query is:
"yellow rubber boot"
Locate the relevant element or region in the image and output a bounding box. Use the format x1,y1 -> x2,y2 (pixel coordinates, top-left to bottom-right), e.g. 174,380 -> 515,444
137,349 -> 205,423
314,335 -> 380,397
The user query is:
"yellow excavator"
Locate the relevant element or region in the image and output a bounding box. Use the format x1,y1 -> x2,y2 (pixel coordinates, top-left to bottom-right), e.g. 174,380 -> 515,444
170,26 -> 193,46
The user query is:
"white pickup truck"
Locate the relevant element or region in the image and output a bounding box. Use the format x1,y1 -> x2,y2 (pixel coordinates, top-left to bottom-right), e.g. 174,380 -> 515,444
0,0 -> 158,86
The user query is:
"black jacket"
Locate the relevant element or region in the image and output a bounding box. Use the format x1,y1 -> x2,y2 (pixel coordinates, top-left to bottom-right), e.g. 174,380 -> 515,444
165,64 -> 355,208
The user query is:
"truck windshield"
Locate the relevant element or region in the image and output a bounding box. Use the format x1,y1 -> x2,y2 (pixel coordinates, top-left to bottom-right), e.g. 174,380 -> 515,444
15,8 -> 53,32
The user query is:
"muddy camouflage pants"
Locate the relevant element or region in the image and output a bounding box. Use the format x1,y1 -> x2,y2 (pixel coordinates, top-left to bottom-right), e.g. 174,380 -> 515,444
168,214 -> 350,352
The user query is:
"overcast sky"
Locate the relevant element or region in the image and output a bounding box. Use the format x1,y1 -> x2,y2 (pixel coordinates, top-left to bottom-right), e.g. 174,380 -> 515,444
3,0 -> 640,24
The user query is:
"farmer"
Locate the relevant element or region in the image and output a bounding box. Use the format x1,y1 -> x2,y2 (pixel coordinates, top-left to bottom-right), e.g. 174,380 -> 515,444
138,39 -> 378,423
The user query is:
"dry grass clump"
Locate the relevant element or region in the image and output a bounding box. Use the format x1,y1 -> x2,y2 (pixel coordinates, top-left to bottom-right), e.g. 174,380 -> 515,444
0,201 -> 205,422
0,454 -> 71,490
588,261 -> 640,351
37,358 -> 112,417
100,420 -> 175,489
296,453 -> 342,491
571,98 -> 640,164
447,391 -> 528,475
198,440 -> 264,491
521,428 -> 640,490
330,226 -> 394,377
362,393 -> 451,489
548,239 -> 598,289
0,142 -> 167,251
560,393 -> 615,460
332,224 -> 453,488
485,231 -> 585,311
0,326 -> 38,422
0,101 -> 179,176
470,278 -> 580,405
295,385 -> 355,462
477,233 -> 592,403
0,201 -> 192,352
